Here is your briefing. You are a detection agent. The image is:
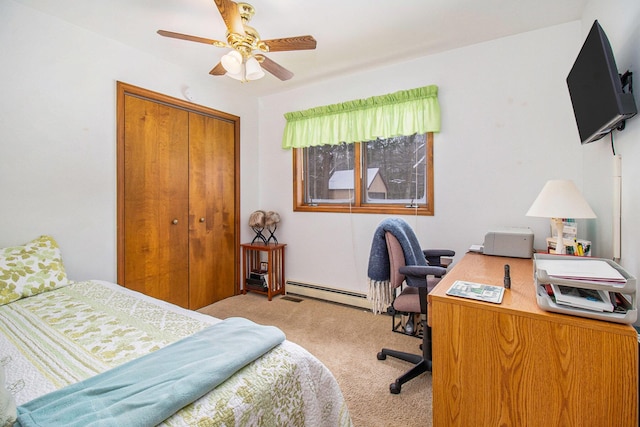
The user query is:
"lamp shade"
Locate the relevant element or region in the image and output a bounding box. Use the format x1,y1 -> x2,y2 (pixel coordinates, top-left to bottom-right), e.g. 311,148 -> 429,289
526,180 -> 596,219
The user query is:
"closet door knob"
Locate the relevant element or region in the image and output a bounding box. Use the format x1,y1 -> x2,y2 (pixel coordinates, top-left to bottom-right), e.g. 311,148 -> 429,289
172,219 -> 178,225
199,217 -> 205,223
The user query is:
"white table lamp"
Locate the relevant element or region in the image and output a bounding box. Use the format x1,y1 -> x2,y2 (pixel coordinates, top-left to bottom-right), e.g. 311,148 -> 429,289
526,180 -> 596,254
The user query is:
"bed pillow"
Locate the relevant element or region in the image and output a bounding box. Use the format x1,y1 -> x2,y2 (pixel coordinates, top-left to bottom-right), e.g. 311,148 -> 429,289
0,365 -> 16,427
0,235 -> 70,305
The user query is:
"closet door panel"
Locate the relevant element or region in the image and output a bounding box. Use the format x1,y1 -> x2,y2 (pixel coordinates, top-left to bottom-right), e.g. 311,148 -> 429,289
188,113 -> 236,308
123,95 -> 190,307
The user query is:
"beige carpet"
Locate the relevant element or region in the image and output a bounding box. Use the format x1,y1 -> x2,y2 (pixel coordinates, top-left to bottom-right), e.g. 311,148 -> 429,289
198,292 -> 432,427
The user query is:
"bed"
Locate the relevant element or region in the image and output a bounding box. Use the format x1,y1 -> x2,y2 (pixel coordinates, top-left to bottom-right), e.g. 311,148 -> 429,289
0,236 -> 352,426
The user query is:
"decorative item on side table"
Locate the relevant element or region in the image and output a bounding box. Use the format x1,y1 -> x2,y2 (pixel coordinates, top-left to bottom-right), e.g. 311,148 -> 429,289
526,180 -> 596,255
249,210 -> 267,244
264,211 -> 280,244
249,210 -> 281,244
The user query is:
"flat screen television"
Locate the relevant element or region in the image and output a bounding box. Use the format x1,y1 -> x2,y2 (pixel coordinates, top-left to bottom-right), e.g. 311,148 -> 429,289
566,20 -> 637,144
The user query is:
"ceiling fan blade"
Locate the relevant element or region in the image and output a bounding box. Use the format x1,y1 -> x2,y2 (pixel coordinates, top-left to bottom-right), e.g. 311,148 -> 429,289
209,62 -> 227,76
256,55 -> 294,81
157,30 -> 226,47
262,35 -> 317,52
213,0 -> 245,35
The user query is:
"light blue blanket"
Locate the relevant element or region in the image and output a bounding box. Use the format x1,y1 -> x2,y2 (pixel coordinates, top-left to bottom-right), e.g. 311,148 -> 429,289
16,317 -> 285,427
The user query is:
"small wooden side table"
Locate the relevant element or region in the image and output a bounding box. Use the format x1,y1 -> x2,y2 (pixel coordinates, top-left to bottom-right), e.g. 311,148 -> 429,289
240,242 -> 286,300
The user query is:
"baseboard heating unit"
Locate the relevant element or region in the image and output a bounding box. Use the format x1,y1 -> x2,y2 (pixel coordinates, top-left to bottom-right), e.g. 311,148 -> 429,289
286,281 -> 370,310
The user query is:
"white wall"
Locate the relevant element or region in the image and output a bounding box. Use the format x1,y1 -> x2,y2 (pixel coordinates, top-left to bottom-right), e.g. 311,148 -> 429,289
0,1 -> 261,281
4,0 -> 638,300
580,0 -> 640,279
259,22 -> 586,295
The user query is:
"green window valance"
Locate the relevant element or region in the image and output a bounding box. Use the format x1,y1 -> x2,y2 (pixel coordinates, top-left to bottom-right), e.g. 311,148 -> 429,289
281,85 -> 440,149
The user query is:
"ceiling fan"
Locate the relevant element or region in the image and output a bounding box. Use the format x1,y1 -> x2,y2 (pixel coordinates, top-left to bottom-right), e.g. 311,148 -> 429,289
157,0 -> 317,82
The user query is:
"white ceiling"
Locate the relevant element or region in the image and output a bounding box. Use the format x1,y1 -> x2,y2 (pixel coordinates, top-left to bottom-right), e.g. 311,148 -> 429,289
14,0 -> 588,96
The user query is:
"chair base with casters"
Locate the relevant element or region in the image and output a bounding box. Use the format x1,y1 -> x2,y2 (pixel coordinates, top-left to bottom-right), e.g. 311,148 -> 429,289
376,352 -> 431,394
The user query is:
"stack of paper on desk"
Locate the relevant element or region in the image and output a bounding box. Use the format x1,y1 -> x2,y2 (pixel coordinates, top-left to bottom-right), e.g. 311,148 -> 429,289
550,285 -> 614,312
536,259 -> 626,286
538,258 -> 623,312
533,254 -> 637,323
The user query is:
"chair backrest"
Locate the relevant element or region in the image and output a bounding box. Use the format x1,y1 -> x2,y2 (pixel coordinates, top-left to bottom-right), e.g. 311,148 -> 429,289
385,231 -> 406,290
385,228 -> 444,315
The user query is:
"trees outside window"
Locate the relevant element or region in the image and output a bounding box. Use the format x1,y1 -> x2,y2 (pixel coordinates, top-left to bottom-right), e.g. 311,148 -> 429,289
293,133 -> 434,215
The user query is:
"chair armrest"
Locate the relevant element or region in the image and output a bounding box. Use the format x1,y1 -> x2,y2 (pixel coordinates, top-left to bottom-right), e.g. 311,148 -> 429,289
399,265 -> 448,287
423,249 -> 455,258
423,249 -> 455,267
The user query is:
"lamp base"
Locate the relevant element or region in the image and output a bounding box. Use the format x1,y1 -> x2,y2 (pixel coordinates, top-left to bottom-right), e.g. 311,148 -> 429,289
552,218 -> 565,255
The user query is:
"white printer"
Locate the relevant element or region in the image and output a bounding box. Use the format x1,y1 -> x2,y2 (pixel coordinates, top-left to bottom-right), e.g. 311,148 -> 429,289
482,227 -> 534,258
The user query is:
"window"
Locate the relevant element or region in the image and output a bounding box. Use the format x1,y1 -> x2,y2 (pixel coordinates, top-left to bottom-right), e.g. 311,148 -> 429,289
293,133 -> 434,215
284,85 -> 440,215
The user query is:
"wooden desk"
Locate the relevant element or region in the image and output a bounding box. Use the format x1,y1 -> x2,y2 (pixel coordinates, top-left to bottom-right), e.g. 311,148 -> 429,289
428,252 -> 638,426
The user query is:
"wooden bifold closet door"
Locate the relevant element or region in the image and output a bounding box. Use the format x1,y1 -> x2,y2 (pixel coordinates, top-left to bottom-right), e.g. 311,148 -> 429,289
117,82 -> 239,310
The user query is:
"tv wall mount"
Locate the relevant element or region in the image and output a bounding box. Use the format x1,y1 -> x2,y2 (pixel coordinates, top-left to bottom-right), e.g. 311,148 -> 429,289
617,70 -> 634,131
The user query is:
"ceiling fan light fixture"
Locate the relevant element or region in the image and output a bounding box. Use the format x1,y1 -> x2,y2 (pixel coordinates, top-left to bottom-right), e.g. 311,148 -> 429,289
224,54 -> 265,82
158,1 -> 315,82
245,56 -> 265,80
225,70 -> 245,81
221,50 -> 243,74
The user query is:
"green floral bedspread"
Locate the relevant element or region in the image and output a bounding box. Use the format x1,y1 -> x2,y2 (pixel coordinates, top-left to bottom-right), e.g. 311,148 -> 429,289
0,281 -> 352,426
